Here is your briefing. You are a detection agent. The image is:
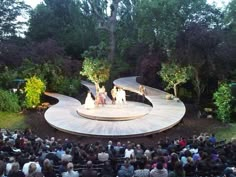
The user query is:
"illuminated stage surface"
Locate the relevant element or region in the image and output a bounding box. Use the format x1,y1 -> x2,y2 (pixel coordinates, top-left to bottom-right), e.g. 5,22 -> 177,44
77,102 -> 152,121
44,76 -> 186,137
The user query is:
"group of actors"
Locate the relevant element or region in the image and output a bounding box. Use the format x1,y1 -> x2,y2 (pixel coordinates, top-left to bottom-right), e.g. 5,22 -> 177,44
84,85 -> 127,109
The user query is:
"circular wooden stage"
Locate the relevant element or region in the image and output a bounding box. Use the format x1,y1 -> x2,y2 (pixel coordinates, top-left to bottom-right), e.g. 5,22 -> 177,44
44,76 -> 186,137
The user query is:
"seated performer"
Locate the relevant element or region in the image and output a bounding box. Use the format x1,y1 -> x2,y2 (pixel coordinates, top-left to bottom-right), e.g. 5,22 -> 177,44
84,91 -> 95,109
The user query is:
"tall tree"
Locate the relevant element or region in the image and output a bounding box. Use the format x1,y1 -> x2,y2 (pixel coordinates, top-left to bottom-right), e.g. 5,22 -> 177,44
28,0 -> 98,58
86,0 -> 122,62
0,0 -> 30,39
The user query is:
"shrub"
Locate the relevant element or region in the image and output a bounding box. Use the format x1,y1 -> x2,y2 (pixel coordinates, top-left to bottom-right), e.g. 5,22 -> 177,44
53,76 -> 81,96
24,76 -> 46,108
213,83 -> 233,122
0,89 -> 21,112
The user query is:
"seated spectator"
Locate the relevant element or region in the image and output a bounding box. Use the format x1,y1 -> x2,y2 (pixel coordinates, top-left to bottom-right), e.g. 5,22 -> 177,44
209,134 -> 216,144
22,156 -> 42,176
0,160 -> 5,177
28,163 -> 38,177
62,162 -> 79,177
223,167 -> 236,177
134,161 -> 150,177
28,172 -> 45,177
167,153 -> 179,172
42,159 -> 56,177
101,161 -> 115,177
183,157 -> 196,176
8,162 -> 25,177
98,147 -> 109,162
82,160 -> 98,177
135,144 -> 144,159
61,149 -> 72,162
178,137 -> 187,149
150,162 -> 168,177
168,161 -> 185,177
56,145 -> 65,160
6,157 -> 15,175
117,159 -> 134,177
124,144 -> 135,159
114,142 -> 124,157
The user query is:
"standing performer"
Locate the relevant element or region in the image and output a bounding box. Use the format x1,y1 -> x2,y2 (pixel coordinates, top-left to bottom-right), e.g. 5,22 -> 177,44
84,91 -> 95,109
139,85 -> 147,102
111,85 -> 117,104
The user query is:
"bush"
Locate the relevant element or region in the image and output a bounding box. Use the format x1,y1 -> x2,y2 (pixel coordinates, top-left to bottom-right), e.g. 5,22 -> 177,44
0,89 -> 21,112
24,76 -> 46,108
213,83 -> 233,122
53,76 -> 81,96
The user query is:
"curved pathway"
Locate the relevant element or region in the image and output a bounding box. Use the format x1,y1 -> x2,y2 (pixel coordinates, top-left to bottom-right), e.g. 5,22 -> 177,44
44,76 -> 186,137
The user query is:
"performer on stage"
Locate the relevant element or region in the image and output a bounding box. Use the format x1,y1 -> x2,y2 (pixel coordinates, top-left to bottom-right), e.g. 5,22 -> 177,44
116,88 -> 127,104
99,85 -> 107,105
84,91 -> 95,109
111,85 -> 117,104
139,85 -> 147,102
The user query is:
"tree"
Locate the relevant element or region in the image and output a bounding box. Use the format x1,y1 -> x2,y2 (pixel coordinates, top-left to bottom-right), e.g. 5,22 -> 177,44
87,0 -> 135,62
24,76 -> 46,108
80,57 -> 111,92
0,0 -> 30,39
28,0 -> 98,58
159,62 -> 192,97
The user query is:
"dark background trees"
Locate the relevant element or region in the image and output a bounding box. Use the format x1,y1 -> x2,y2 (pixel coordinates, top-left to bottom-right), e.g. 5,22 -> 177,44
0,0 -> 236,106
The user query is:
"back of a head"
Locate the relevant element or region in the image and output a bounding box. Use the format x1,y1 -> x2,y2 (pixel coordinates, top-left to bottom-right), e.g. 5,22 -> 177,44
87,160 -> 93,168
67,162 -> 74,171
11,162 -> 20,173
29,162 -> 37,175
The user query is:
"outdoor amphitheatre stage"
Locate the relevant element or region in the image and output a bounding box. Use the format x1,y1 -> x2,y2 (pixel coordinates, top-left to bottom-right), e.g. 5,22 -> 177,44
44,76 -> 186,137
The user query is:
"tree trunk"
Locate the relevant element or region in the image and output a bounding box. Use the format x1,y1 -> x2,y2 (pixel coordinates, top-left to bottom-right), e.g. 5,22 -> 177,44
193,68 -> 201,105
174,84 -> 178,97
108,0 -> 119,62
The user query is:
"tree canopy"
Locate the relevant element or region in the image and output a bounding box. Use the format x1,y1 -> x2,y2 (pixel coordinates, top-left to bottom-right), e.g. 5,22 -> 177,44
0,0 -> 30,39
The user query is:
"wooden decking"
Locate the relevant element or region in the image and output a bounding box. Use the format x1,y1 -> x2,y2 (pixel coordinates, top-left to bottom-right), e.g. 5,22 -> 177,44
44,76 -> 186,137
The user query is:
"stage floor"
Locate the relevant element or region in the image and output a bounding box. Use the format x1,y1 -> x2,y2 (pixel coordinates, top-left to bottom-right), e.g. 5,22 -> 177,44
77,101 -> 152,121
44,76 -> 186,137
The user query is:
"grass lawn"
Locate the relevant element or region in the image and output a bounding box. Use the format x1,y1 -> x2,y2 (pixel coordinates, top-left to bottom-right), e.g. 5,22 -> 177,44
216,123 -> 236,142
0,112 -> 27,130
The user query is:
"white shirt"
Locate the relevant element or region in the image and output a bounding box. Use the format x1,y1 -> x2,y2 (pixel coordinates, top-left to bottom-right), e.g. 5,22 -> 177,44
62,170 -> 79,177
22,162 -> 42,176
124,149 -> 134,158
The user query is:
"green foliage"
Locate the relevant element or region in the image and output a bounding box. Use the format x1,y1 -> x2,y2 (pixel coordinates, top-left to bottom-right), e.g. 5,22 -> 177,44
0,89 -> 21,112
51,76 -> 81,96
0,66 -> 18,89
80,57 -> 111,86
216,123 -> 236,142
0,0 -> 30,38
159,62 -> 192,96
24,76 -> 46,108
28,0 -> 98,58
213,83 -> 233,122
0,112 -> 27,130
82,41 -> 109,59
110,58 -> 130,79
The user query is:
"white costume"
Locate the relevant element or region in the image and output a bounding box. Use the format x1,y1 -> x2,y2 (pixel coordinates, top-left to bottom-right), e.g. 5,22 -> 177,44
116,88 -> 126,104
84,92 -> 95,109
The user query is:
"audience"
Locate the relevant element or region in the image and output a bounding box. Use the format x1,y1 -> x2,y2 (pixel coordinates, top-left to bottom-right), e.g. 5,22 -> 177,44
0,128 -> 235,177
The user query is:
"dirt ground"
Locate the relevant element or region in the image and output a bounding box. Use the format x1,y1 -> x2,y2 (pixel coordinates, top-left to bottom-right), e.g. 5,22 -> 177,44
24,103 -> 227,146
